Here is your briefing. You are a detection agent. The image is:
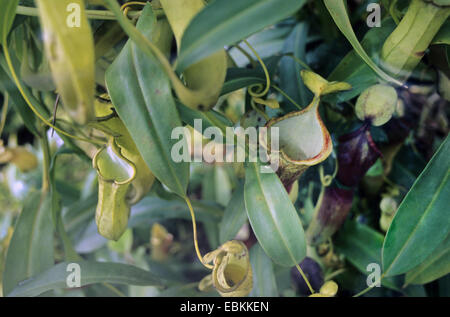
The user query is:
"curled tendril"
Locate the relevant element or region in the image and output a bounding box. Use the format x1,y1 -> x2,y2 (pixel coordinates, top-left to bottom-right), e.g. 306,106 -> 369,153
319,155 -> 338,187
243,40 -> 270,98
120,1 -> 147,18
199,240 -> 253,297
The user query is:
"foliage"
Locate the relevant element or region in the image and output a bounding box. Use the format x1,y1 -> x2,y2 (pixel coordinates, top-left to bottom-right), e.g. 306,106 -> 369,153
0,0 -> 448,297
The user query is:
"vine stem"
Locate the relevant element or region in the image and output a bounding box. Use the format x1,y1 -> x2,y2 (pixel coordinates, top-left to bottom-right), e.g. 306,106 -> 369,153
0,93 -> 8,136
15,5 -> 164,20
243,40 -> 270,98
185,196 -> 213,270
271,85 -> 303,110
353,273 -> 385,297
40,128 -> 51,192
1,30 -> 102,146
295,263 -> 315,295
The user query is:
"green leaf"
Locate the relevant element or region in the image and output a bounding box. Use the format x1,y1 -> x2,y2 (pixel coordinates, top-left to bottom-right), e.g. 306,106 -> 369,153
334,221 -> 400,290
280,23 -> 311,110
176,101 -> 232,132
221,68 -> 266,96
128,196 -> 223,227
35,0 -> 95,124
323,0 -> 402,86
0,62 -> 38,136
326,18 -> 396,103
228,25 -> 293,66
432,20 -> 450,45
106,5 -> 189,197
7,261 -> 164,297
405,234 -> 450,286
249,243 -> 278,297
382,135 -> 450,276
49,148 -> 82,262
202,165 -> 232,206
0,0 -> 19,44
244,162 -> 306,267
219,183 -> 247,244
2,190 -> 54,296
176,0 -> 307,72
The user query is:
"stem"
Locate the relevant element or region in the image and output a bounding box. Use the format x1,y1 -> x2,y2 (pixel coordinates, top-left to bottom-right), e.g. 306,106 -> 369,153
0,92 -> 9,136
185,196 -> 213,270
102,282 -> 127,297
353,273 -> 385,297
295,263 -> 316,295
353,284 -> 375,297
271,85 -> 303,110
325,268 -> 346,281
1,34 -> 103,146
284,53 -> 311,70
16,5 -> 164,20
233,44 -> 257,67
243,40 -> 270,98
40,128 -> 51,192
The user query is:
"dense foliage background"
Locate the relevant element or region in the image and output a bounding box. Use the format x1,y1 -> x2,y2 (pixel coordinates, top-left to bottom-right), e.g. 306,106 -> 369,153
0,0 -> 448,297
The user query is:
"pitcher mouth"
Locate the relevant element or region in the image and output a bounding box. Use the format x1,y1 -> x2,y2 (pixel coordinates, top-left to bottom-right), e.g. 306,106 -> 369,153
261,97 -> 333,167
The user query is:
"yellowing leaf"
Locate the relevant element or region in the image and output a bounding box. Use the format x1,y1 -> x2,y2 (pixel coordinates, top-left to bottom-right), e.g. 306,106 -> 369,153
159,0 -> 227,110
36,0 -> 95,124
300,70 -> 351,97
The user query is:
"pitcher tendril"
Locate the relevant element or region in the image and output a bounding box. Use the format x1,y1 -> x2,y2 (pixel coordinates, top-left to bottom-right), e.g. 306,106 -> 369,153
184,196 -> 213,270
243,39 -> 270,98
1,33 -> 103,146
120,1 -> 148,17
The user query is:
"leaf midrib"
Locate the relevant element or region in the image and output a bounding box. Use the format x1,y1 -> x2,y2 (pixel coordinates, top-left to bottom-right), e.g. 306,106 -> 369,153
251,163 -> 301,266
129,41 -> 186,197
384,168 -> 449,275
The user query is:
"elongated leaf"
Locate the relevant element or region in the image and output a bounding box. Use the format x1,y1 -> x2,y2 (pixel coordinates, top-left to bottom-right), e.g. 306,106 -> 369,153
0,0 -> 19,44
0,62 -> 38,135
326,19 -> 396,103
334,221 -> 399,290
432,20 -> 450,45
244,162 -> 306,267
202,165 -> 232,206
128,196 -> 223,226
228,25 -> 293,67
2,190 -> 54,296
36,0 -> 95,124
249,243 -> 278,297
106,6 -> 189,197
280,23 -> 311,110
219,183 -> 247,243
176,0 -> 307,71
176,101 -> 232,134
49,148 -> 82,262
8,261 -> 164,297
323,0 -> 402,86
382,136 -> 450,276
221,67 -> 267,96
405,234 -> 450,285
